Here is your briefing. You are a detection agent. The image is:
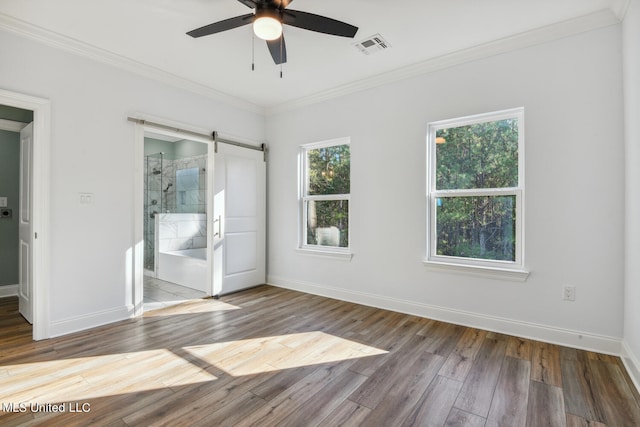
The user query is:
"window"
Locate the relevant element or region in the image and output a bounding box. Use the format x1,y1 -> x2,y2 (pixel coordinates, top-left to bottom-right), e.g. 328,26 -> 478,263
426,108 -> 525,274
299,138 -> 350,254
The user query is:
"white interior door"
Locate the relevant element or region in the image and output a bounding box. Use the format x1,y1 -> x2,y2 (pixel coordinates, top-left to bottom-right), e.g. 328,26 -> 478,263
212,143 -> 266,296
19,122 -> 34,323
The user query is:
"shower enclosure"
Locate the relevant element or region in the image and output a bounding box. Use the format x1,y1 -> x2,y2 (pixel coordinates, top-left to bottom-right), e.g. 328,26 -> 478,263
143,148 -> 208,276
143,152 -> 176,273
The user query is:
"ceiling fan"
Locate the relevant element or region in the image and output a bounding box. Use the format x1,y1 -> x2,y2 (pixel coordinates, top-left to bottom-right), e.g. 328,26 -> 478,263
186,0 -> 359,65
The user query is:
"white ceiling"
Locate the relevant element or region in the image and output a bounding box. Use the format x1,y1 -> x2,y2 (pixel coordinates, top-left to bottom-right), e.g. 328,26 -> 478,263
0,0 -> 626,112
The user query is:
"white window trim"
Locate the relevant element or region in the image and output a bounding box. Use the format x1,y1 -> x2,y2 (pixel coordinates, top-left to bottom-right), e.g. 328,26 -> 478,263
425,108 -> 528,279
299,137 -> 352,258
295,247 -> 354,260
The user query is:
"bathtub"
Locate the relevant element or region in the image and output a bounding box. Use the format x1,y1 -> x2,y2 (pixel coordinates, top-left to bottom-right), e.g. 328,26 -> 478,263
157,247 -> 208,293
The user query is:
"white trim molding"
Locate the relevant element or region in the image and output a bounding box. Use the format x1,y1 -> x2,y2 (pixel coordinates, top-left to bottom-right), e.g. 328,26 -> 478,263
267,275 -> 622,356
49,305 -> 133,338
0,8 -> 620,117
621,340 -> 640,394
267,9 -> 620,116
0,13 -> 264,115
612,0 -> 631,20
423,260 -> 529,282
0,285 -> 19,298
295,248 -> 353,261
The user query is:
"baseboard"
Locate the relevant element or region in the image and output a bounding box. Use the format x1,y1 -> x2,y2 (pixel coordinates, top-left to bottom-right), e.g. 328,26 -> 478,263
621,340 -> 640,394
49,305 -> 134,338
0,284 -> 18,298
267,275 -> 622,356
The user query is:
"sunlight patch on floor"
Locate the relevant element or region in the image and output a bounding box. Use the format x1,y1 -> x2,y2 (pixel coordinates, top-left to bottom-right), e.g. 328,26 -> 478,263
143,298 -> 241,317
184,331 -> 388,377
0,349 -> 218,404
0,332 -> 385,404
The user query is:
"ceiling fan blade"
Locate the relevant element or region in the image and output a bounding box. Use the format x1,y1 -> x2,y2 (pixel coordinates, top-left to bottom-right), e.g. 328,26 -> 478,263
239,0 -> 291,9
237,0 -> 258,8
270,0 -> 293,8
282,10 -> 358,38
187,13 -> 253,38
266,36 -> 287,64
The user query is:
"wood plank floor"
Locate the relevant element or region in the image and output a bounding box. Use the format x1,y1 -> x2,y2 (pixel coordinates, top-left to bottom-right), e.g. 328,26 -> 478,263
1,286 -> 639,426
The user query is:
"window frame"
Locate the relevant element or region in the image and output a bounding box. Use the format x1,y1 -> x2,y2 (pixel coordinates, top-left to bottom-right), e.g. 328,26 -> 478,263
298,137 -> 352,257
425,108 -> 526,275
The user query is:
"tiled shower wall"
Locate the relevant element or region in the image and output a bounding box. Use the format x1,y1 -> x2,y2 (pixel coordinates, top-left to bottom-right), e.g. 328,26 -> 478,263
156,213 -> 207,252
144,153 -> 207,272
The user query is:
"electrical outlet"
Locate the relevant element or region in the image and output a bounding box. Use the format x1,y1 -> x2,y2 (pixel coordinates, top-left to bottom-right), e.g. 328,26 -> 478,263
562,285 -> 576,301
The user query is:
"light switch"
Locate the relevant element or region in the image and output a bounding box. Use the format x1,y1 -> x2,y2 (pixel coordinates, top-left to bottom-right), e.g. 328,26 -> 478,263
0,197 -> 7,208
79,193 -> 94,205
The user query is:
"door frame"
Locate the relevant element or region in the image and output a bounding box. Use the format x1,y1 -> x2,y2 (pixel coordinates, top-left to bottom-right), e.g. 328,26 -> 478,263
131,116 -> 215,316
0,89 -> 52,341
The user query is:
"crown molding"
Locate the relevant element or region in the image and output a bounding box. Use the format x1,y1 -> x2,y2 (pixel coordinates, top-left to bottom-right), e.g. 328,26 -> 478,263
266,8 -> 620,116
0,13 -> 265,116
611,0 -> 631,20
0,7 -> 623,119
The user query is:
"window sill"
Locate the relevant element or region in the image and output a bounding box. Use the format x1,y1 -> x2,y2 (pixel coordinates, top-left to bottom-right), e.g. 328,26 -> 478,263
296,248 -> 353,261
423,260 -> 529,282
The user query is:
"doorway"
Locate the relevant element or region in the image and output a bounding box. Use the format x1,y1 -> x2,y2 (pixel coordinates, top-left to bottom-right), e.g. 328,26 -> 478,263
131,117 -> 266,317
0,90 -> 52,341
142,131 -> 210,311
0,117 -> 28,303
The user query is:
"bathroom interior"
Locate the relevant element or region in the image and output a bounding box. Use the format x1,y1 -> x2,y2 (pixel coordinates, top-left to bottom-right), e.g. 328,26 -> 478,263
143,134 -> 210,311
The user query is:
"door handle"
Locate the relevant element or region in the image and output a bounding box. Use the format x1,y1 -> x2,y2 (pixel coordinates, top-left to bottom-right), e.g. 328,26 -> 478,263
213,215 -> 222,238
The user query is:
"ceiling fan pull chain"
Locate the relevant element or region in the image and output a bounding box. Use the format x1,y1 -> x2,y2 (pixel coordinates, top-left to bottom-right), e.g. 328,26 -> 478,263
251,28 -> 255,71
280,35 -> 283,78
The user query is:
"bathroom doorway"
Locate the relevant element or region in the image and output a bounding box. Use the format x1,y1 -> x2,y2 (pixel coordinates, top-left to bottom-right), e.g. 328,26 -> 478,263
131,117 -> 267,317
142,131 -> 210,312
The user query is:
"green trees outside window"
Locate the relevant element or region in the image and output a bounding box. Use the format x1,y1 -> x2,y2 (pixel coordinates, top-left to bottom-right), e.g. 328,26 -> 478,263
435,195 -> 516,261
435,119 -> 518,190
428,109 -> 524,267
301,141 -> 350,249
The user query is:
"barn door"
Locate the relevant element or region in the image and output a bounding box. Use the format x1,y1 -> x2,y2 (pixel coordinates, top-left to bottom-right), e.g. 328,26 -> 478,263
212,143 -> 266,296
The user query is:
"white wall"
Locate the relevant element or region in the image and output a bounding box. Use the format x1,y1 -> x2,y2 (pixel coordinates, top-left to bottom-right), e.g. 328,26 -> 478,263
0,29 -> 265,335
267,25 -> 625,353
0,13 -> 631,359
623,0 -> 640,387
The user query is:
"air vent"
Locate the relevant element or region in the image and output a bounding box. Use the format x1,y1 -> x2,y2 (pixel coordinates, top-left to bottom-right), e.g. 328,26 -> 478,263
353,34 -> 391,55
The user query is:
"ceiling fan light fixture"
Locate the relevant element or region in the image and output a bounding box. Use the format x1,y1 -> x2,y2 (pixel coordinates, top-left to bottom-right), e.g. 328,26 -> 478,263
253,10 -> 282,41
187,2 -> 359,65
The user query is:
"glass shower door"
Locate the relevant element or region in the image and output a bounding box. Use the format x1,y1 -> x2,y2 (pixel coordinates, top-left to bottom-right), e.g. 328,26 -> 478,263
144,152 -> 164,273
